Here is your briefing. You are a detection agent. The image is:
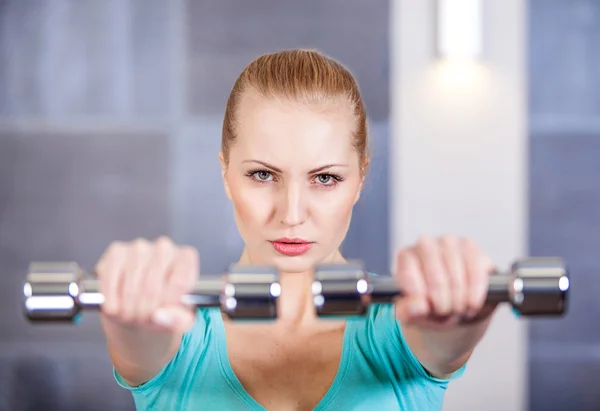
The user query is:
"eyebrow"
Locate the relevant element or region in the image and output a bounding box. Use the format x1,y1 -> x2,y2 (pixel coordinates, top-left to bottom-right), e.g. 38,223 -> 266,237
242,160 -> 349,174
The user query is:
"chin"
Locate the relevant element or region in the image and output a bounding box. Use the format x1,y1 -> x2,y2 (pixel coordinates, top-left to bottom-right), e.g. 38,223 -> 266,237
263,252 -> 328,274
270,256 -> 315,274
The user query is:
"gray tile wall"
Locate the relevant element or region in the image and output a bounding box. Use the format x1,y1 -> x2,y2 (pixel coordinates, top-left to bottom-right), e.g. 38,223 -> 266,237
528,0 -> 600,410
0,1 -> 390,410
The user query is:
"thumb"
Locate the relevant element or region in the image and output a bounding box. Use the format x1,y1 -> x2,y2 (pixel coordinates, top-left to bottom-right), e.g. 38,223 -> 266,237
395,295 -> 429,323
151,305 -> 196,333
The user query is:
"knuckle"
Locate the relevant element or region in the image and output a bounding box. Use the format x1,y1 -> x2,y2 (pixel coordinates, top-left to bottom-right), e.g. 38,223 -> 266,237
155,235 -> 174,251
97,242 -> 126,272
416,235 -> 434,250
132,237 -> 151,252
180,246 -> 199,263
440,235 -> 457,249
108,241 -> 127,254
461,237 -> 478,253
155,234 -> 173,244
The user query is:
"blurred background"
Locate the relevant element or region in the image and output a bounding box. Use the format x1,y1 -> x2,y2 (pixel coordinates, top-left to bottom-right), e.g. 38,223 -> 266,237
0,0 -> 597,410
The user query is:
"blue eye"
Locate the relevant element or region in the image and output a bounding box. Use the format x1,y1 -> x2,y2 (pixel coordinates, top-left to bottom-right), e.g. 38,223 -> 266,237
317,175 -> 333,184
314,173 -> 343,186
254,170 -> 272,181
246,169 -> 274,183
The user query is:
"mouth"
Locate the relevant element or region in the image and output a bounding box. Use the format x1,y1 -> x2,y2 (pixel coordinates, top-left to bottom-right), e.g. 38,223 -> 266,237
273,238 -> 311,244
270,238 -> 314,256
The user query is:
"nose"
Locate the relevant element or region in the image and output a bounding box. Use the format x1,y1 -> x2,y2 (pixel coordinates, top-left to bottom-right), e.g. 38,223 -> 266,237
279,181 -> 308,227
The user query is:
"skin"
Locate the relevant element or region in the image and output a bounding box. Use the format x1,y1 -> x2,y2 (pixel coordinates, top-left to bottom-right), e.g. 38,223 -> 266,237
98,89 -> 497,410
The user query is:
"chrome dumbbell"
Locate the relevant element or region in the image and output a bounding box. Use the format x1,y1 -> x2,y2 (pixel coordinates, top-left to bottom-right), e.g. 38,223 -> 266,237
312,257 -> 570,317
22,257 -> 570,324
23,262 -> 281,323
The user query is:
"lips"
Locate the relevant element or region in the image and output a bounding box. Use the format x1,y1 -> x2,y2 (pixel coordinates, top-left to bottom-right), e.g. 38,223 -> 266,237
271,238 -> 313,256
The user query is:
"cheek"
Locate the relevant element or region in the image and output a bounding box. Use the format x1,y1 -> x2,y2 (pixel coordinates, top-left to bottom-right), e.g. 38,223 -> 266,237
313,184 -> 358,233
228,175 -> 273,229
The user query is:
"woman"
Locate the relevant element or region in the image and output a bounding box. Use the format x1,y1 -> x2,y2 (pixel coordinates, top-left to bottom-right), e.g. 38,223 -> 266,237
97,49 -> 497,411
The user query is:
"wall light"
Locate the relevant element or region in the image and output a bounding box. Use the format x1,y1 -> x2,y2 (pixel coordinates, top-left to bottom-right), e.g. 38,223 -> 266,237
436,0 -> 483,59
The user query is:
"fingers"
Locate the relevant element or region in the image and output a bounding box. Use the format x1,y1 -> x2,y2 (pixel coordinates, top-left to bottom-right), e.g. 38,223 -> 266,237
96,242 -> 127,316
95,236 -> 199,332
395,235 -> 494,325
415,236 -> 451,317
152,246 -> 199,332
462,238 -> 495,317
394,249 -> 429,321
120,238 -> 153,323
164,246 -> 199,305
137,236 -> 176,323
440,236 -> 467,314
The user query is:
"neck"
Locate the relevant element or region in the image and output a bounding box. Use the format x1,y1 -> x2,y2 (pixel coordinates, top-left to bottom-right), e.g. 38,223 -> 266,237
236,247 -> 346,329
276,270 -> 316,327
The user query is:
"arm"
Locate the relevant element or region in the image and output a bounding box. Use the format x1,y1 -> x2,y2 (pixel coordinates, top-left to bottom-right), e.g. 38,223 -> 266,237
96,237 -> 199,387
394,236 -> 497,378
102,320 -> 183,386
401,307 -> 495,378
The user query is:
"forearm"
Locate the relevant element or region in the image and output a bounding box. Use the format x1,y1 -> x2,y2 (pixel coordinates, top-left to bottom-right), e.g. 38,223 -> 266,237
403,307 -> 496,378
102,316 -> 182,386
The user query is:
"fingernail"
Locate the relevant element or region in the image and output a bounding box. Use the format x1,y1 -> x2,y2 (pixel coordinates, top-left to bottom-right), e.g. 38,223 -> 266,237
152,309 -> 173,326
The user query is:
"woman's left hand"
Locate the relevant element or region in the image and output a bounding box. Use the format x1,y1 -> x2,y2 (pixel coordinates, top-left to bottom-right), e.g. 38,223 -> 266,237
393,235 -> 497,330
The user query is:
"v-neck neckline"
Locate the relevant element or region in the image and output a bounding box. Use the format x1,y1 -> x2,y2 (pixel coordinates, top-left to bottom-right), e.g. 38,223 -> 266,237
212,309 -> 354,411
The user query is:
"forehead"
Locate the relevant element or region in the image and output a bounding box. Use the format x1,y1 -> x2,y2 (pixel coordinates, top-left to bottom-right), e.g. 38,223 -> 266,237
232,92 -> 356,165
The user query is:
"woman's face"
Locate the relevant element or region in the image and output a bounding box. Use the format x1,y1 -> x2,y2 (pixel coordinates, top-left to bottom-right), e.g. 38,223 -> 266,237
220,92 -> 364,273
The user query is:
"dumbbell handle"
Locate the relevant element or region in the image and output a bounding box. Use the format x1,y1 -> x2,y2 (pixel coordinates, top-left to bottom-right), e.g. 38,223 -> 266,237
25,267 -> 515,310
25,272 -> 510,310
364,274 -> 510,304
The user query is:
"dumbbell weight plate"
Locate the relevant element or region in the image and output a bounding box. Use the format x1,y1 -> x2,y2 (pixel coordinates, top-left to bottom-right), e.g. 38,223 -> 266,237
23,262 -> 84,322
312,261 -> 369,317
220,264 -> 281,319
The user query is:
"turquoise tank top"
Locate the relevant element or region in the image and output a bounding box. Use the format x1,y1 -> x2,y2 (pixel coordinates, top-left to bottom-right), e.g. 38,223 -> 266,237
114,303 -> 465,410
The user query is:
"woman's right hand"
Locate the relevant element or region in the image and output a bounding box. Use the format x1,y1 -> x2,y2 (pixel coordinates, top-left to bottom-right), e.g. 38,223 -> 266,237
95,236 -> 199,334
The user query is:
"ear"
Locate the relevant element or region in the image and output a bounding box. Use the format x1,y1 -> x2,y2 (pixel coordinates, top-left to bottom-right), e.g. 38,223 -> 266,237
219,151 -> 232,200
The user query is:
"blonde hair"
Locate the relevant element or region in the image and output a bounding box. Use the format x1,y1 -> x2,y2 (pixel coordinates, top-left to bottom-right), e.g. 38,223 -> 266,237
221,49 -> 370,175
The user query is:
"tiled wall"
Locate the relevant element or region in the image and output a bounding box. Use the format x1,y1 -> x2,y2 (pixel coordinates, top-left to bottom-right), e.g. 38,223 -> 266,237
0,1 -> 390,410
528,0 -> 600,409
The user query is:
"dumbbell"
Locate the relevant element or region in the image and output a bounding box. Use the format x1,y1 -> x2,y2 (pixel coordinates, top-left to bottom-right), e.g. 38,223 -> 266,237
22,257 -> 569,323
313,257 -> 569,318
23,263 -> 282,322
